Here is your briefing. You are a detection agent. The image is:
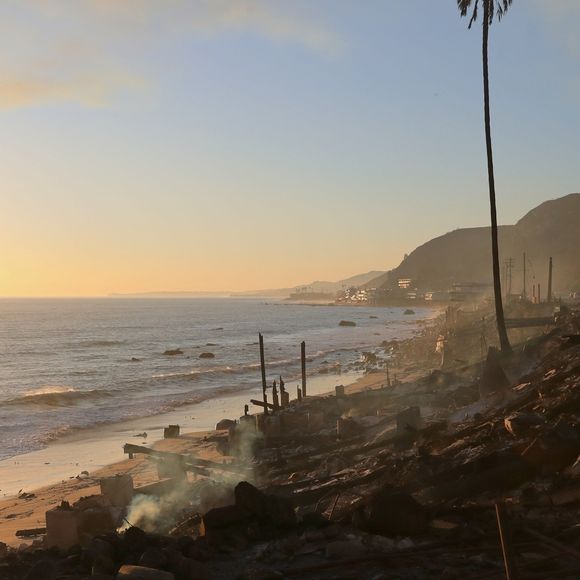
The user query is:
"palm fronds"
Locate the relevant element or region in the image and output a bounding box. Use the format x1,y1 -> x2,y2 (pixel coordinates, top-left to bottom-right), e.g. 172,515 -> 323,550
457,0 -> 512,28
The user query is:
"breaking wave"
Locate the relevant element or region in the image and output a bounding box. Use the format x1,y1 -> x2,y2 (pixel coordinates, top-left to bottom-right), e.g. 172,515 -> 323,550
151,348 -> 349,382
6,386 -> 111,407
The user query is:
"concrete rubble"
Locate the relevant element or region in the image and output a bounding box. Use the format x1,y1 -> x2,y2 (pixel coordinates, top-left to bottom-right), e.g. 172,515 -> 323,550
3,304 -> 580,578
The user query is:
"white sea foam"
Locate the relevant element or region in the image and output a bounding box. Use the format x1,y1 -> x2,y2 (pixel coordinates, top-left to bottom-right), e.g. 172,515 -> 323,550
0,297 -> 435,460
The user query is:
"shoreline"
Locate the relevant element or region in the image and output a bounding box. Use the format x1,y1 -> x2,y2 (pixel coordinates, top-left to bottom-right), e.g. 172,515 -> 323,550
0,370 -> 362,499
0,306 -> 440,490
0,310 -> 440,547
0,370 -> 395,547
1,298 -> 574,577
0,299 -> 436,464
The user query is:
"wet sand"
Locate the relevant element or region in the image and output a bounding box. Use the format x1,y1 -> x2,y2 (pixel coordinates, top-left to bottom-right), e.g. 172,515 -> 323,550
0,313 -> 440,548
0,371 -> 382,547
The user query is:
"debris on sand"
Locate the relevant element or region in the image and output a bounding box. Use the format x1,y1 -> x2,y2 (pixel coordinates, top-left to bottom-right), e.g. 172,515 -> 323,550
4,305 -> 580,579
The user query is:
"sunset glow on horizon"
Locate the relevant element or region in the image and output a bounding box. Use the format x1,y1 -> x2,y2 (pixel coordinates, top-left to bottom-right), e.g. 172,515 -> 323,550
1,0 -> 579,297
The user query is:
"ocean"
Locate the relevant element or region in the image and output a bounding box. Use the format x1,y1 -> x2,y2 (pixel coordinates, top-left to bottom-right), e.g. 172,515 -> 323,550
0,298 -> 432,462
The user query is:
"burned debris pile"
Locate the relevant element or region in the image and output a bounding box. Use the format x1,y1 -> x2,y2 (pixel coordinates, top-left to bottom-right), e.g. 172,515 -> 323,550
3,306 -> 580,578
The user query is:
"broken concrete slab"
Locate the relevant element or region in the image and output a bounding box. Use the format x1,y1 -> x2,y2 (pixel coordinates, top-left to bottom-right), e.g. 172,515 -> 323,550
163,425 -> 180,439
46,503 -> 79,551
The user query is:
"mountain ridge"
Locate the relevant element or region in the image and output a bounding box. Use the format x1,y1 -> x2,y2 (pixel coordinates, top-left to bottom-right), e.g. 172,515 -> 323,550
365,193 -> 580,293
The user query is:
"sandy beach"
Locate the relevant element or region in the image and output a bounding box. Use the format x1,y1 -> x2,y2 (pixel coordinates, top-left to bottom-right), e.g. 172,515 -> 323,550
4,297 -> 579,579
0,368 -> 394,547
0,304 -> 440,549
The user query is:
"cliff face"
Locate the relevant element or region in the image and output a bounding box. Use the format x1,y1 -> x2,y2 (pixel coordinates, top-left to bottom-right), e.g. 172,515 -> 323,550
369,193 -> 580,293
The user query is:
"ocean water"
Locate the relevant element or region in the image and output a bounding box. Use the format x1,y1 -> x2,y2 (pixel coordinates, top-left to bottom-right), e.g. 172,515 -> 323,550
0,298 -> 432,461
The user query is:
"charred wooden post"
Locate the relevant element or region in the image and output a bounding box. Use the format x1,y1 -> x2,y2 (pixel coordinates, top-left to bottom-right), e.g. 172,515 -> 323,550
495,502 -> 519,580
547,256 -> 553,303
301,341 -> 307,397
272,380 -> 279,410
522,252 -> 526,299
279,376 -> 287,408
259,333 -> 268,415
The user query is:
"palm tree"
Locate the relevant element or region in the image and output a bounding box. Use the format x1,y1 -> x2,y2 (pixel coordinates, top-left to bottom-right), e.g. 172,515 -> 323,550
458,0 -> 512,354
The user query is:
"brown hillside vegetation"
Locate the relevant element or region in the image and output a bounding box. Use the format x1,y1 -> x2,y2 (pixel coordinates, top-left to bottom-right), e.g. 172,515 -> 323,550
369,193 -> 580,293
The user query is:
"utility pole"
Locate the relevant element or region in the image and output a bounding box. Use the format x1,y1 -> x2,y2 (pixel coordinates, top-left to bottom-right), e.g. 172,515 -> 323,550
522,252 -> 526,300
504,258 -> 514,298
259,333 -> 268,415
503,262 -> 508,297
300,341 -> 307,397
547,257 -> 553,303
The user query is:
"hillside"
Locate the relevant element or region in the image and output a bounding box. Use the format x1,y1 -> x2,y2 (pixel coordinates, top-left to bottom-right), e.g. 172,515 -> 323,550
367,193 -> 580,294
233,270 -> 387,298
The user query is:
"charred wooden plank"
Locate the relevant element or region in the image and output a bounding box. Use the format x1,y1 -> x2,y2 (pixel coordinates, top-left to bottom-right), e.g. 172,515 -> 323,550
122,443 -> 245,476
250,399 -> 275,410
16,527 -> 46,538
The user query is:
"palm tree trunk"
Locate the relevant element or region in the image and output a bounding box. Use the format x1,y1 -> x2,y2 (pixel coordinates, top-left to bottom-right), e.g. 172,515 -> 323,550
482,0 -> 511,354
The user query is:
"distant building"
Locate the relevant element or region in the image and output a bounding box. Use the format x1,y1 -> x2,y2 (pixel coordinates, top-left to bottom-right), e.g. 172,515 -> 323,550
398,278 -> 413,289
425,291 -> 447,302
353,289 -> 368,302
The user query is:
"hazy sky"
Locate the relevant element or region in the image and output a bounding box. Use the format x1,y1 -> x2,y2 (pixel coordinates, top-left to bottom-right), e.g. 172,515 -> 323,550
0,0 -> 578,296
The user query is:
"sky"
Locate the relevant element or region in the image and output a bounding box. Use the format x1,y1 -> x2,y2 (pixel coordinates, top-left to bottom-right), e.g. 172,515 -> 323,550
0,0 -> 578,297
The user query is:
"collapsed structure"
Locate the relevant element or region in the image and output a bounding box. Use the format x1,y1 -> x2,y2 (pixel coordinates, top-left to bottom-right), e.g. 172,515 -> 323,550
2,304 -> 580,579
